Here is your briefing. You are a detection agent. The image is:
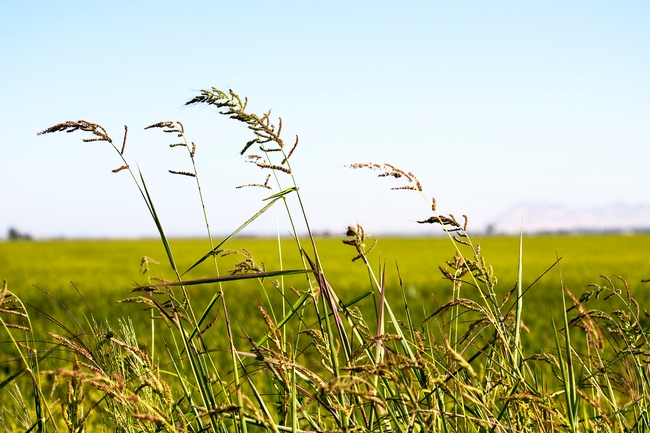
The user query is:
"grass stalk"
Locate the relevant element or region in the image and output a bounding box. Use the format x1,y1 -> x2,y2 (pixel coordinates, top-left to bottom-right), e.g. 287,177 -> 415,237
513,229 -> 524,368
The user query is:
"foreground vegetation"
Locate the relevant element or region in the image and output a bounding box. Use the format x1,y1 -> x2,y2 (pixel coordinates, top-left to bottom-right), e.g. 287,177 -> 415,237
2,88 -> 650,432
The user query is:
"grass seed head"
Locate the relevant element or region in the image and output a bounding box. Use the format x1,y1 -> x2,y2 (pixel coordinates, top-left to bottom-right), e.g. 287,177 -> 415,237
347,162 -> 424,191
37,120 -> 112,143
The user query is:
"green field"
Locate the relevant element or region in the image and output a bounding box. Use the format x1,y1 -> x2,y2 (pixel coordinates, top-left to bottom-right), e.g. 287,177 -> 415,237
2,233 -> 648,353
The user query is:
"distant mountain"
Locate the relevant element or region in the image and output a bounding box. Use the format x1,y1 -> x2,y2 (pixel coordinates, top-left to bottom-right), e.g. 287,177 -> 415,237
487,203 -> 650,235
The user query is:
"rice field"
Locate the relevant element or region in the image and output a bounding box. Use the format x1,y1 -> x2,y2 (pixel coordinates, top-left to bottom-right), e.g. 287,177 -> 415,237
2,233 -> 648,352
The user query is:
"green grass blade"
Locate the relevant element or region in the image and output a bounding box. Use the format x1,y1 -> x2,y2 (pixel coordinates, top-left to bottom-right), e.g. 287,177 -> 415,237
138,167 -> 177,272
0,367 -> 26,390
514,229 -> 523,368
263,186 -> 298,201
186,291 -> 222,343
150,269 -> 313,288
553,254 -> 579,433
302,250 -> 353,363
221,294 -> 247,433
256,291 -> 311,348
342,291 -> 373,308
182,192 -> 293,276
376,260 -> 386,363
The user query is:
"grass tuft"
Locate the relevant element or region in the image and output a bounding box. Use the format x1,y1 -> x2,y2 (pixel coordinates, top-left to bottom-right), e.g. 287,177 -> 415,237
1,87 -> 647,432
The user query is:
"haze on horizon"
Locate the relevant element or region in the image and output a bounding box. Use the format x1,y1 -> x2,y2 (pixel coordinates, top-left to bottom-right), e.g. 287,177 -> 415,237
1,2 -> 649,240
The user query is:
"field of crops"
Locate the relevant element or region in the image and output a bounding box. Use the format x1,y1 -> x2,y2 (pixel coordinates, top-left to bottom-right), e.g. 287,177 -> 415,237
2,233 -> 648,353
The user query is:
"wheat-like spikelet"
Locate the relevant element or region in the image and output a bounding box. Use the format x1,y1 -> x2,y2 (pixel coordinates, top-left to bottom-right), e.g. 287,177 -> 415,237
236,173 -> 272,190
144,121 -> 184,136
37,120 -> 112,143
168,170 -> 196,177
120,125 -> 128,155
131,413 -> 166,423
342,224 -> 377,262
49,333 -> 94,361
347,162 -> 423,191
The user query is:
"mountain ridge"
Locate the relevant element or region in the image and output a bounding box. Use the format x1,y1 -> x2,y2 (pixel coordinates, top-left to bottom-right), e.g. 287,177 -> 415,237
487,203 -> 650,235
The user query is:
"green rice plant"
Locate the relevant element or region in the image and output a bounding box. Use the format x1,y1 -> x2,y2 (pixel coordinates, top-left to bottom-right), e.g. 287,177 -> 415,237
2,86 -> 649,432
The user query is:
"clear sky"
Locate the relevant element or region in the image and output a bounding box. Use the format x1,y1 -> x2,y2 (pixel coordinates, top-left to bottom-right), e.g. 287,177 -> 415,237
1,1 -> 649,239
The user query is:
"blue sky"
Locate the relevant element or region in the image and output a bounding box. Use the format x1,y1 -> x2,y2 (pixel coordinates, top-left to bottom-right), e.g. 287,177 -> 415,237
1,1 -> 649,238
